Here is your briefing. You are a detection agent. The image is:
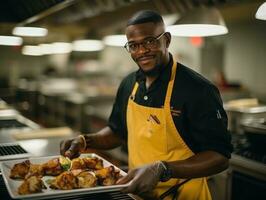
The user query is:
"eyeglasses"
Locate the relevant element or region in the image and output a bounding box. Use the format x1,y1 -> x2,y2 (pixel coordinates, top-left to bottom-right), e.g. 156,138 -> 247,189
124,32 -> 166,53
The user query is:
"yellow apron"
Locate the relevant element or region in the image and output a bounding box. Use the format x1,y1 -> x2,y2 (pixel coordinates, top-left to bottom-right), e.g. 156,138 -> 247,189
126,61 -> 212,200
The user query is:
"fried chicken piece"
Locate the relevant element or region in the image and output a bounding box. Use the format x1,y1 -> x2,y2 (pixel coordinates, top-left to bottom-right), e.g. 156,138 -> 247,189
83,157 -> 103,170
18,176 -> 46,195
25,164 -> 44,179
50,171 -> 78,190
71,169 -> 83,176
76,171 -> 97,188
95,166 -> 120,186
42,158 -> 64,176
10,160 -> 30,179
71,158 -> 86,170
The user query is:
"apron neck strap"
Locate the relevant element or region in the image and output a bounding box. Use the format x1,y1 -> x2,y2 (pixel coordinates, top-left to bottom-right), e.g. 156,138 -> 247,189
130,60 -> 177,104
164,60 -> 177,107
130,82 -> 139,100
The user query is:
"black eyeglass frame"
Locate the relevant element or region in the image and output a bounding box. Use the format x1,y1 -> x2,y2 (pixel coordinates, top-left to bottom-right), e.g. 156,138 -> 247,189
124,32 -> 167,53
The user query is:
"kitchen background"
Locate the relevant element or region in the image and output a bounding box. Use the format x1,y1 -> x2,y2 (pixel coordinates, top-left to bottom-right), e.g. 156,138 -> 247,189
0,0 -> 265,200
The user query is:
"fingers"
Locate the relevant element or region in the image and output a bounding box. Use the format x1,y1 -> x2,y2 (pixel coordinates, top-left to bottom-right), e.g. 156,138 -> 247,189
119,170 -> 138,194
64,150 -> 80,159
119,165 -> 160,196
65,139 -> 82,159
116,173 -> 134,185
121,179 -> 138,194
60,139 -> 72,156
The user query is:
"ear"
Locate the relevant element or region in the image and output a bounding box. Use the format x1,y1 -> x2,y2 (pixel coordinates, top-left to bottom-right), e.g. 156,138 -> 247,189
165,32 -> 171,48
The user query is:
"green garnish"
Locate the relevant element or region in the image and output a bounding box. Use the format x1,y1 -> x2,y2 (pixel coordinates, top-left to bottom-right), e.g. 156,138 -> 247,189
59,156 -> 71,171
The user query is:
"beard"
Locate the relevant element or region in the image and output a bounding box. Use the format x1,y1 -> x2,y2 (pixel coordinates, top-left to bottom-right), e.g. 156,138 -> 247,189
139,62 -> 164,77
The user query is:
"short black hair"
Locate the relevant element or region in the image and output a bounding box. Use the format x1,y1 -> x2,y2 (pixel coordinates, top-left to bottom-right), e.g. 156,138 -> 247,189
127,10 -> 164,26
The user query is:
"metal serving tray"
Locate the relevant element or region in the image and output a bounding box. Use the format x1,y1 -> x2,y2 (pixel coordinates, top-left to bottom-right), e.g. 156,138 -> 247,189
0,153 -> 129,199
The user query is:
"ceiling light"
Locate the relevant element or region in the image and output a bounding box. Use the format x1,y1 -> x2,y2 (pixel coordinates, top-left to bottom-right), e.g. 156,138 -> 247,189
255,2 -> 266,20
39,43 -> 54,55
13,27 -> 48,37
22,45 -> 43,56
51,42 -> 72,54
167,6 -> 228,37
0,36 -> 23,46
72,40 -> 104,51
103,35 -> 127,46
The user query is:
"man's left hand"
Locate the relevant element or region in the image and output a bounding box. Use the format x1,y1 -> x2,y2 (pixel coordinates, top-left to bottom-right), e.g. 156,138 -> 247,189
116,162 -> 164,195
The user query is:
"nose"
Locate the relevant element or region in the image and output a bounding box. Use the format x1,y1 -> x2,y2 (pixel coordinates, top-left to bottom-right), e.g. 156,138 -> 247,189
136,43 -> 149,54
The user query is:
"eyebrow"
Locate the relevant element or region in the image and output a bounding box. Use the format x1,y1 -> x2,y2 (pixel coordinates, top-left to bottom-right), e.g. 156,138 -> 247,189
127,35 -> 157,44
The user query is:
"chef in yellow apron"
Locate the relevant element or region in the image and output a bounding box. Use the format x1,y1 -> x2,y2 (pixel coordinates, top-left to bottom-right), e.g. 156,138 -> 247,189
121,60 -> 212,200
61,10 -> 232,200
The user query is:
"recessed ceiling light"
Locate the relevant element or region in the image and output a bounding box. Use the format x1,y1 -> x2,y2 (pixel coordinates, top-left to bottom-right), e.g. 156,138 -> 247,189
12,27 -> 48,37
72,40 -> 104,51
0,36 -> 23,46
51,42 -> 72,54
22,45 -> 43,56
103,35 -> 127,47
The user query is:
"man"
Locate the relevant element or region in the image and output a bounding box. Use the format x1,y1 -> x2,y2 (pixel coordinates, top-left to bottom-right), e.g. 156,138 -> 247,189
60,10 -> 232,200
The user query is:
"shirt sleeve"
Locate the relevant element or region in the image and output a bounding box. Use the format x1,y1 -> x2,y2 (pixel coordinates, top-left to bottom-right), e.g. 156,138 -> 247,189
187,84 -> 233,158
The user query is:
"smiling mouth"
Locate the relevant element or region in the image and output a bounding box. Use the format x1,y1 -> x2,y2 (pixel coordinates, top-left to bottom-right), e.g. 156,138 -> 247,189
137,56 -> 154,64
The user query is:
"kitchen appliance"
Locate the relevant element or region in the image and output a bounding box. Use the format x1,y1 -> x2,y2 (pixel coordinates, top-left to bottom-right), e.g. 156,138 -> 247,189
0,142 -> 31,161
225,103 -> 266,134
0,107 -> 38,161
229,118 -> 266,200
0,109 -> 39,131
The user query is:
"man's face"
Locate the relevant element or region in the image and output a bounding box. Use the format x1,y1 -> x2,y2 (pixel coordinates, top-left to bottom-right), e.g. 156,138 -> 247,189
125,22 -> 170,75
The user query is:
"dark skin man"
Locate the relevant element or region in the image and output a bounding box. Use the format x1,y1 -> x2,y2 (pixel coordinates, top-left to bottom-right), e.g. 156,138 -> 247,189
60,10 -> 231,200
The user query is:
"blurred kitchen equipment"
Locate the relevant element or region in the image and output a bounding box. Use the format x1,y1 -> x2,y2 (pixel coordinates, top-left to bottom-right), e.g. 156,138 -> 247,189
0,142 -> 31,161
229,118 -> 266,200
0,109 -> 39,131
224,98 -> 266,133
64,93 -> 87,131
239,118 -> 266,163
82,96 -> 114,133
11,126 -> 72,140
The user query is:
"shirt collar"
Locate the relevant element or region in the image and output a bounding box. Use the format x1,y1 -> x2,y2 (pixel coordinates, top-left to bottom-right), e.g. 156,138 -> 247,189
136,53 -> 173,83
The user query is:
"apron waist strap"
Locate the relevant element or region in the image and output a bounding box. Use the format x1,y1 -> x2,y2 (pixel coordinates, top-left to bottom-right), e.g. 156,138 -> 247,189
159,179 -> 191,200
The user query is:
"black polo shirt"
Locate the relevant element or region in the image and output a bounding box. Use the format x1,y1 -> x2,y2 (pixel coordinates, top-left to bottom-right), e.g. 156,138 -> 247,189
108,55 -> 233,158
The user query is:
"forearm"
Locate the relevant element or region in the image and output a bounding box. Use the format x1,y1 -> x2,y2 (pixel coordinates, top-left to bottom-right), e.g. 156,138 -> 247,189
84,126 -> 123,150
167,151 -> 229,179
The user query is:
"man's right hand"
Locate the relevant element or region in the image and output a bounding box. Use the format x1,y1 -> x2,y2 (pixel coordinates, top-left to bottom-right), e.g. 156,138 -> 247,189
60,136 -> 86,159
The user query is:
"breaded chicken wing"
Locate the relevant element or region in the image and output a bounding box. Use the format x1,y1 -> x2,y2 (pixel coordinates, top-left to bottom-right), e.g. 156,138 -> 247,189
71,158 -> 87,170
76,171 -> 97,188
18,176 -> 46,195
10,160 -> 30,179
42,158 -> 64,176
83,157 -> 103,170
25,163 -> 44,179
94,166 -> 120,186
50,171 -> 78,190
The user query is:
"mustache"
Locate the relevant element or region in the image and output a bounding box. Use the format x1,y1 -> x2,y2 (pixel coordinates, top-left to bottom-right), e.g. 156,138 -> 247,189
135,55 -> 154,62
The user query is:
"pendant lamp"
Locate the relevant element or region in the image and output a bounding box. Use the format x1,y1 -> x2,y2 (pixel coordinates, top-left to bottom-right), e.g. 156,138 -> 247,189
167,6 -> 228,37
255,2 -> 266,20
